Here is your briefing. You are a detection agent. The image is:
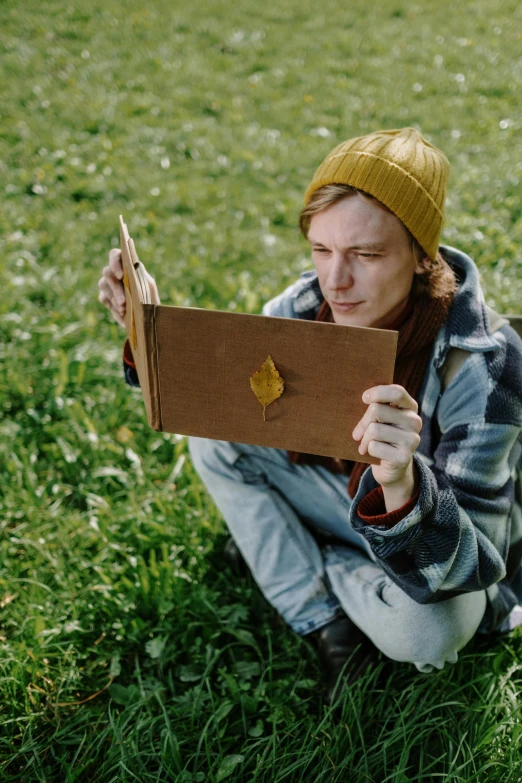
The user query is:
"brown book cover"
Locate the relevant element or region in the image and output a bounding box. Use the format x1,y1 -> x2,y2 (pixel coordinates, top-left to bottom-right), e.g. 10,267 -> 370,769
119,215 -> 398,464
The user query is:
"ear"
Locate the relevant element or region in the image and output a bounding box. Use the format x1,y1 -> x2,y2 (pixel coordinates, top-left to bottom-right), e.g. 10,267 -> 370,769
414,255 -> 431,275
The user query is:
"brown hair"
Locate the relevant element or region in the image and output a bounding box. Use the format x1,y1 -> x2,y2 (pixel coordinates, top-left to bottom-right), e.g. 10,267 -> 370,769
299,184 -> 456,300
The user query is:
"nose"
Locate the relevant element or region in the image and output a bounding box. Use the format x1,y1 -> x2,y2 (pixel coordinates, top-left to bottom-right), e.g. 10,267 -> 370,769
326,251 -> 354,291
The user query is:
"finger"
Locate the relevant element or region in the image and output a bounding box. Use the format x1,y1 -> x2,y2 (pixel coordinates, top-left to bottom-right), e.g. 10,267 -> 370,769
98,279 -> 114,308
105,293 -> 125,326
109,248 -> 123,280
114,300 -> 126,318
98,290 -> 125,320
353,401 -> 384,442
363,384 -> 418,413
359,422 -> 420,456
353,403 -> 421,440
112,310 -> 126,328
145,272 -> 161,305
367,440 -> 405,464
145,271 -> 158,293
102,265 -> 126,306
98,278 -> 126,318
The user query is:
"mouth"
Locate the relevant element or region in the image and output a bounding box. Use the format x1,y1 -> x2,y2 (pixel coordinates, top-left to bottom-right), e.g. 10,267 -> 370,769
330,301 -> 362,311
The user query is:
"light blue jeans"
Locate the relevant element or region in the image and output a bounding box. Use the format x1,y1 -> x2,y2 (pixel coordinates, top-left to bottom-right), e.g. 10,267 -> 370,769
188,436 -> 487,673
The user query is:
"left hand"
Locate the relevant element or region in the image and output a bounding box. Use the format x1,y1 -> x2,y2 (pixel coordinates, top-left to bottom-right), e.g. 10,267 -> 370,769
352,384 -> 422,489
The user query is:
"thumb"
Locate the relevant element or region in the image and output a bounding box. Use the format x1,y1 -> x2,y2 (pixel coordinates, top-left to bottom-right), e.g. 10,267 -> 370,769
146,273 -> 160,305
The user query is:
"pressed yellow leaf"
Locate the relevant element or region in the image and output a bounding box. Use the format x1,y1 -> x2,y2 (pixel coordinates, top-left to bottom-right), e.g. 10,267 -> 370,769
250,355 -> 285,421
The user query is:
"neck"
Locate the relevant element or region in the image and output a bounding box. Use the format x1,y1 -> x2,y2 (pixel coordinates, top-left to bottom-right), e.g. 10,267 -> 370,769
375,293 -> 415,330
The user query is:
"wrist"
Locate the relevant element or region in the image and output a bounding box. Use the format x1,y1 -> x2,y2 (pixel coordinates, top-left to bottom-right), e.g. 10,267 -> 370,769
381,462 -> 418,513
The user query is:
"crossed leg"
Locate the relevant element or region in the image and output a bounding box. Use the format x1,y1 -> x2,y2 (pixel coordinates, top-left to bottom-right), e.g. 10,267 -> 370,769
188,436 -> 487,671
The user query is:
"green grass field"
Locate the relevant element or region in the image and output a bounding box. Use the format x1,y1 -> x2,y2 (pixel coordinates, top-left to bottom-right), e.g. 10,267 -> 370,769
1,0 -> 522,779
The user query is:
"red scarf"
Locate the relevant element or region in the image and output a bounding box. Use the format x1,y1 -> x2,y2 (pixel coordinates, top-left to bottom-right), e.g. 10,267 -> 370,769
286,291 -> 454,497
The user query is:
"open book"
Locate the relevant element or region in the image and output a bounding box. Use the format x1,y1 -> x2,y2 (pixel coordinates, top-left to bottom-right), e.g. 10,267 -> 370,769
119,215 -> 398,463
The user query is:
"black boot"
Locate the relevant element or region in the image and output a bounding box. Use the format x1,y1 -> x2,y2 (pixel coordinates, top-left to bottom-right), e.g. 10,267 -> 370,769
308,612 -> 380,706
223,535 -> 251,577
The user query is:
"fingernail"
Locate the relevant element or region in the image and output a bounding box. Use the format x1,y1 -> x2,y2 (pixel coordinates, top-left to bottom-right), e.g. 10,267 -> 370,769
352,427 -> 359,439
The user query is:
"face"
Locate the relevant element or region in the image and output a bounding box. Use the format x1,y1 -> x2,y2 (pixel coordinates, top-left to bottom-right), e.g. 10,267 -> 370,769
308,196 -> 424,329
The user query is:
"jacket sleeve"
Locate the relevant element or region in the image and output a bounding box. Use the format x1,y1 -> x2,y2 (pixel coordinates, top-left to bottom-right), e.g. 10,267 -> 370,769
123,338 -> 141,388
349,331 -> 522,604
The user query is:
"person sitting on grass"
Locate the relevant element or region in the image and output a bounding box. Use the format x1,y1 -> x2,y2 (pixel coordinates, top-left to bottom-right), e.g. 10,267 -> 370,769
98,127 -> 522,706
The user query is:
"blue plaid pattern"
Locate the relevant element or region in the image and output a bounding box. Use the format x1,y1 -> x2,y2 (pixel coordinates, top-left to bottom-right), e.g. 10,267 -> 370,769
123,245 -> 522,634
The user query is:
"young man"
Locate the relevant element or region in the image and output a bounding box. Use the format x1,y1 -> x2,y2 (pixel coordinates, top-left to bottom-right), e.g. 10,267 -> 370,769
99,128 -> 522,704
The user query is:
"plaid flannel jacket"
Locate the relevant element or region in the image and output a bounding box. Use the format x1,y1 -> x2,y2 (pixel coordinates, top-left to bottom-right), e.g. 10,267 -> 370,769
123,245 -> 522,634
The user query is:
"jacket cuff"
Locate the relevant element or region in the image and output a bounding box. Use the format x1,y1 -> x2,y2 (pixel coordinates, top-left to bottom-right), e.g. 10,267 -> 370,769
123,338 -> 136,368
349,454 -> 435,557
123,361 -> 140,387
357,486 -> 421,528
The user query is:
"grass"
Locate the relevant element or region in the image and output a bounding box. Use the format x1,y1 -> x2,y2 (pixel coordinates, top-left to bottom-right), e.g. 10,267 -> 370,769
1,0 -> 522,779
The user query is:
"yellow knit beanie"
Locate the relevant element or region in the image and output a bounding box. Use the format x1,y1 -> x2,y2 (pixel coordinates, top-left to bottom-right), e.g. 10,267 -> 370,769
304,127 -> 449,260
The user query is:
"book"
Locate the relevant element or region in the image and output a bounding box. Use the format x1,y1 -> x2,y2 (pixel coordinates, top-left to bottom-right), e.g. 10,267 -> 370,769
119,215 -> 399,463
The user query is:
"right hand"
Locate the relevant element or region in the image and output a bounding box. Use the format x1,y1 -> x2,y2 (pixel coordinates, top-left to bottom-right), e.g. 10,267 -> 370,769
98,248 -> 161,328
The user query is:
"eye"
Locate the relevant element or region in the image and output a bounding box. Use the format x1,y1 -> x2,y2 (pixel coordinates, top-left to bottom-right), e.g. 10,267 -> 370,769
358,253 -> 378,258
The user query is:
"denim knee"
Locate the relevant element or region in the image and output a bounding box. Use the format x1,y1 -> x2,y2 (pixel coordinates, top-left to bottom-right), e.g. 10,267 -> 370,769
188,436 -> 292,480
369,581 -> 487,668
188,436 -> 235,474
